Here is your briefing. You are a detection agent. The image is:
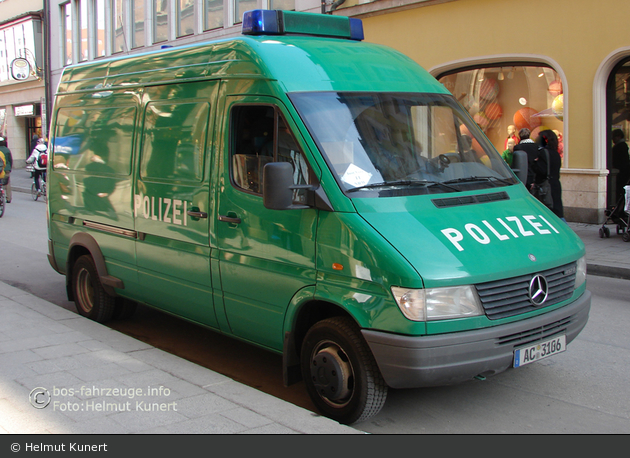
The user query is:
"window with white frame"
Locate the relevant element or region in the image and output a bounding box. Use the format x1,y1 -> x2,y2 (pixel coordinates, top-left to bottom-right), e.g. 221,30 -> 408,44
269,0 -> 294,10
95,0 -> 106,57
177,0 -> 195,37
79,0 -> 89,61
154,0 -> 169,43
234,0 -> 256,24
113,0 -> 126,53
204,0 -> 223,31
132,0 -> 146,48
62,2 -> 73,65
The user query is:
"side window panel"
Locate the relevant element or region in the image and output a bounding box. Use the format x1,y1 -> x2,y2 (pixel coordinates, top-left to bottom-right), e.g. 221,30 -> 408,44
141,101 -> 209,182
231,104 -> 313,198
53,106 -> 136,175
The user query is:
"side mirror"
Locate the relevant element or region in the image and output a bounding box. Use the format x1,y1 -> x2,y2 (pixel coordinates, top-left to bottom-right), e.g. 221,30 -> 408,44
512,150 -> 528,185
263,162 -> 334,211
263,162 -> 295,210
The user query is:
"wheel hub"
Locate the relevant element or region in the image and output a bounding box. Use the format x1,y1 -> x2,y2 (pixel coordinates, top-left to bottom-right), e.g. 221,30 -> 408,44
310,344 -> 352,402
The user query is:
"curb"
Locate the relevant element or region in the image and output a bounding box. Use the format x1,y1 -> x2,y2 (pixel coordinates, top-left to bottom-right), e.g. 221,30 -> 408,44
587,264 -> 630,281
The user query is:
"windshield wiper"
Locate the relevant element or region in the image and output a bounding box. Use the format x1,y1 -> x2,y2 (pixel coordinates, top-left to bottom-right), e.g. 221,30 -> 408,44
442,176 -> 514,187
347,180 -> 458,192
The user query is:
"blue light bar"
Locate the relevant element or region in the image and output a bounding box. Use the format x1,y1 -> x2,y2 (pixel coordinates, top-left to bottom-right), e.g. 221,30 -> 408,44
242,9 -> 283,36
242,10 -> 364,41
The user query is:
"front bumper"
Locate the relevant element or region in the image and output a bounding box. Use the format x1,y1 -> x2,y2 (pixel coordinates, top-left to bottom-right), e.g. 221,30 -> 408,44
362,290 -> 591,389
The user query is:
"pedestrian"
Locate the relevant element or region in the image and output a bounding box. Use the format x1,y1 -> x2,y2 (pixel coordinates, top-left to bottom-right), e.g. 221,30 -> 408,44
26,138 -> 48,196
30,133 -> 39,153
537,130 -> 565,220
513,128 -> 547,189
0,137 -> 12,203
611,129 -> 630,201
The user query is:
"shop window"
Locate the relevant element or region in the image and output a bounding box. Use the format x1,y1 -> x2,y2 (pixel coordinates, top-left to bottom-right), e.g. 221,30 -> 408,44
607,58 -> 630,206
438,65 -> 564,161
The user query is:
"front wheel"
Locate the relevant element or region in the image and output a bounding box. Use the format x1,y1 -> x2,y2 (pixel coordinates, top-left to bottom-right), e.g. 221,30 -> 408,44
31,183 -> 39,201
301,317 -> 387,425
72,255 -> 115,323
0,190 -> 5,217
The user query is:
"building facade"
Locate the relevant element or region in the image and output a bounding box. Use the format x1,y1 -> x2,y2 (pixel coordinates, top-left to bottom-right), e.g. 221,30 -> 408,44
334,0 -> 630,223
0,0 -> 46,166
47,0 -> 630,223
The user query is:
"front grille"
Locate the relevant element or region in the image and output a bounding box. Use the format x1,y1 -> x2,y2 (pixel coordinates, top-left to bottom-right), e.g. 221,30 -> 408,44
476,262 -> 576,320
496,316 -> 572,347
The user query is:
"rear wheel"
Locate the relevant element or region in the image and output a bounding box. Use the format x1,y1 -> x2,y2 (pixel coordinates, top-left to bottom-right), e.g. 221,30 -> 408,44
301,316 -> 387,425
0,189 -> 5,217
72,255 -> 115,323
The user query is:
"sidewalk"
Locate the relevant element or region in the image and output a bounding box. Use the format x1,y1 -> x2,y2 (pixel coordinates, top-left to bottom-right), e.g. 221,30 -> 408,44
0,279 -> 360,434
2,167 -> 628,435
2,168 -> 360,434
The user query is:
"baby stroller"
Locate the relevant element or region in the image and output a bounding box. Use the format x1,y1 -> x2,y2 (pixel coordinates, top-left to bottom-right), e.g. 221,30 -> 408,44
600,184 -> 630,242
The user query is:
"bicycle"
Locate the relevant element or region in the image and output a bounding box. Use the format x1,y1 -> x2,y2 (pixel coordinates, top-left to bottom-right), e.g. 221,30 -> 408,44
31,174 -> 47,202
0,182 -> 5,217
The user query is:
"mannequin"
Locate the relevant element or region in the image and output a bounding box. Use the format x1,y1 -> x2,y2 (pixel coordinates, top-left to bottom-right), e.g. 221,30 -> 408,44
504,124 -> 520,149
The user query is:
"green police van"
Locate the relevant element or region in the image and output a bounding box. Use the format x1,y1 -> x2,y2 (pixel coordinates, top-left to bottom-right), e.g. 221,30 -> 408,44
47,10 -> 591,424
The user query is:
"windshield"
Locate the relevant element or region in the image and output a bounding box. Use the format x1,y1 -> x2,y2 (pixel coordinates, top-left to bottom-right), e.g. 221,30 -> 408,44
290,92 -> 517,197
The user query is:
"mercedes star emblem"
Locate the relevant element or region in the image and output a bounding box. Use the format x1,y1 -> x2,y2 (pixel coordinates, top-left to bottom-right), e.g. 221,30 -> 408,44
529,274 -> 549,306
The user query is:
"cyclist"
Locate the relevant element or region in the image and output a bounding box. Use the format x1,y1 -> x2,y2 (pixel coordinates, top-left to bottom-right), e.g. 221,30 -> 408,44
26,138 -> 48,196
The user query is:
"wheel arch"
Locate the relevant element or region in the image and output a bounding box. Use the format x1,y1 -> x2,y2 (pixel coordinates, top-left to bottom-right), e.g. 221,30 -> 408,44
282,288 -> 360,386
66,232 -> 124,299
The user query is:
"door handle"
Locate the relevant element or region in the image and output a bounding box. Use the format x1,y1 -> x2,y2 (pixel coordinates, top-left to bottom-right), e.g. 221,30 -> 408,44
219,215 -> 242,224
187,210 -> 208,219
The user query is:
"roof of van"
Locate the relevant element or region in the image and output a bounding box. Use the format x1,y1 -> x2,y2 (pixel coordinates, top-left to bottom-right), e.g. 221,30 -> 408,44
57,35 -> 449,95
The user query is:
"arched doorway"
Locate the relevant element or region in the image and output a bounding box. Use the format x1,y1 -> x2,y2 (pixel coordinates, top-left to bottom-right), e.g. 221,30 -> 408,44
606,57 -> 630,208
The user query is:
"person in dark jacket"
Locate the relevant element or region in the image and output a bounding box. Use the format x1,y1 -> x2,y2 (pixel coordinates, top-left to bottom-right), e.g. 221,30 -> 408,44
513,128 -> 547,189
537,130 -> 564,220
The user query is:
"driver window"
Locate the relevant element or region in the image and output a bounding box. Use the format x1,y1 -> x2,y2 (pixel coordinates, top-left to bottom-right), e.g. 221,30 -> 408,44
231,105 -> 314,200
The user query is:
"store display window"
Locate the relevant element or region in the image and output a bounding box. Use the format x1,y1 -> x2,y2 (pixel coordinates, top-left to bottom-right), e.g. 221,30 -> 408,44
438,65 -> 564,161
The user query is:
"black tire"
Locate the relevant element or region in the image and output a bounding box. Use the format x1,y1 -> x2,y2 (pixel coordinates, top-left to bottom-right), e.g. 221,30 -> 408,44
301,316 -> 387,425
72,255 -> 115,323
112,297 -> 138,320
604,227 -> 610,238
623,232 -> 630,243
0,191 -> 5,218
31,183 -> 39,201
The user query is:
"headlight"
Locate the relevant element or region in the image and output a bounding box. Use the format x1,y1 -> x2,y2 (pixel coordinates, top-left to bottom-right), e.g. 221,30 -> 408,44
391,285 -> 483,322
575,255 -> 587,289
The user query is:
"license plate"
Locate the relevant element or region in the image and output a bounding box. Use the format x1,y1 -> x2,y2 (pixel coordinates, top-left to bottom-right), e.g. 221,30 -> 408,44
513,334 -> 566,368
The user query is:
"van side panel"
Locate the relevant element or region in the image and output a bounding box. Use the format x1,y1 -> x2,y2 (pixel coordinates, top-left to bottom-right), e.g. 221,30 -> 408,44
49,90 -> 141,286
133,81 -> 219,328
